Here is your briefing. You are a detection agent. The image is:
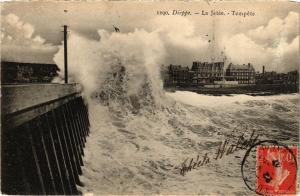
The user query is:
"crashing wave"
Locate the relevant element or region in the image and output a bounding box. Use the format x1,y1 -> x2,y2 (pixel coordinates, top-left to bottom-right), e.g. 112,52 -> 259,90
91,60 -> 161,115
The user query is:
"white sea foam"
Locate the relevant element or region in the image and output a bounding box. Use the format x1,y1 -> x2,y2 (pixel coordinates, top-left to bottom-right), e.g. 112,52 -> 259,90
168,91 -> 299,108
79,91 -> 298,194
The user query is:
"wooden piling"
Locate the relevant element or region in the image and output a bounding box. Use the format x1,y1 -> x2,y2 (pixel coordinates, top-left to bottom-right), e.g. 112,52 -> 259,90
75,98 -> 87,143
49,110 -> 74,194
42,113 -> 66,194
31,119 -> 57,194
52,108 -> 79,194
67,100 -> 85,161
62,103 -> 83,175
27,125 -> 47,195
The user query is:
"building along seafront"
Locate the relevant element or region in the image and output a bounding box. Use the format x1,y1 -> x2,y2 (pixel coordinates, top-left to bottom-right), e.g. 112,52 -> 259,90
191,61 -> 224,86
162,62 -> 298,94
163,61 -> 256,87
162,64 -> 195,87
225,63 -> 256,85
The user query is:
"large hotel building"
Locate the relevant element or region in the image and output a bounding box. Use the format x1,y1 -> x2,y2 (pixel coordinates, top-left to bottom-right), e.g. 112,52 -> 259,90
225,63 -> 256,84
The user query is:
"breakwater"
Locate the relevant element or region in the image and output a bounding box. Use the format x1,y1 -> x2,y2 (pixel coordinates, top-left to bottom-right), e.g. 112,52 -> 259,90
1,84 -> 90,195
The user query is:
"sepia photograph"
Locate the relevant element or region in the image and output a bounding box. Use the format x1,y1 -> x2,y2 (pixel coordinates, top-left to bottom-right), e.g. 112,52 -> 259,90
1,0 -> 299,195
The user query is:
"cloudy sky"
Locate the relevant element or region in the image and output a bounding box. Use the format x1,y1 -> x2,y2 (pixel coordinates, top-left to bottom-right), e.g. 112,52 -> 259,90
1,1 -> 299,72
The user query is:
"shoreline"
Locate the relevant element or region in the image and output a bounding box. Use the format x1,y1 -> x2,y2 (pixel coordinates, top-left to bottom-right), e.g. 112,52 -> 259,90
164,84 -> 299,96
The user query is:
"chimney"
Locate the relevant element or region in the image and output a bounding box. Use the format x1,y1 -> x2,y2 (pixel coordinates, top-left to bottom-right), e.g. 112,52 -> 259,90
263,66 -> 265,74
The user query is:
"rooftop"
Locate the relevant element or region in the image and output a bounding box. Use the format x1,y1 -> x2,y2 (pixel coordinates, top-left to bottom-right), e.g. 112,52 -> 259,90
227,63 -> 255,70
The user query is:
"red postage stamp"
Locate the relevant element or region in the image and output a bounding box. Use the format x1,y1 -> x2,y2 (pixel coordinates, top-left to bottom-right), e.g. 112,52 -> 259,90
256,146 -> 298,195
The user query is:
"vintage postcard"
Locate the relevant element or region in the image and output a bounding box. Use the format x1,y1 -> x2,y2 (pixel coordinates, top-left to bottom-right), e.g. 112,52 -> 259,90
1,0 -> 299,195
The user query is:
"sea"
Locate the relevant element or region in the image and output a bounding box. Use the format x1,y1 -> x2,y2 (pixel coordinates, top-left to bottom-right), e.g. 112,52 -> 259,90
52,30 -> 299,195
78,91 -> 299,195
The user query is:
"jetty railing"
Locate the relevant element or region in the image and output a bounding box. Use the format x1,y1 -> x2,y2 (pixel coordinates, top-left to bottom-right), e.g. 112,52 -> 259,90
1,83 -> 90,195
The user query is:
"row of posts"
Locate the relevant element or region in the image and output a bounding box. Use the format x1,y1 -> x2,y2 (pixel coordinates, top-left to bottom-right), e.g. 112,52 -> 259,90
2,96 -> 90,195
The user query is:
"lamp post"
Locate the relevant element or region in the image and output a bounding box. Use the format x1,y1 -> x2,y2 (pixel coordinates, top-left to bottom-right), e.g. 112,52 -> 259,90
63,25 -> 68,84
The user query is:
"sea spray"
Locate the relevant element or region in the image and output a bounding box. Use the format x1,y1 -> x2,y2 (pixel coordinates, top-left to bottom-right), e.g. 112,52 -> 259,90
54,29 -> 166,113
53,16 -> 218,107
